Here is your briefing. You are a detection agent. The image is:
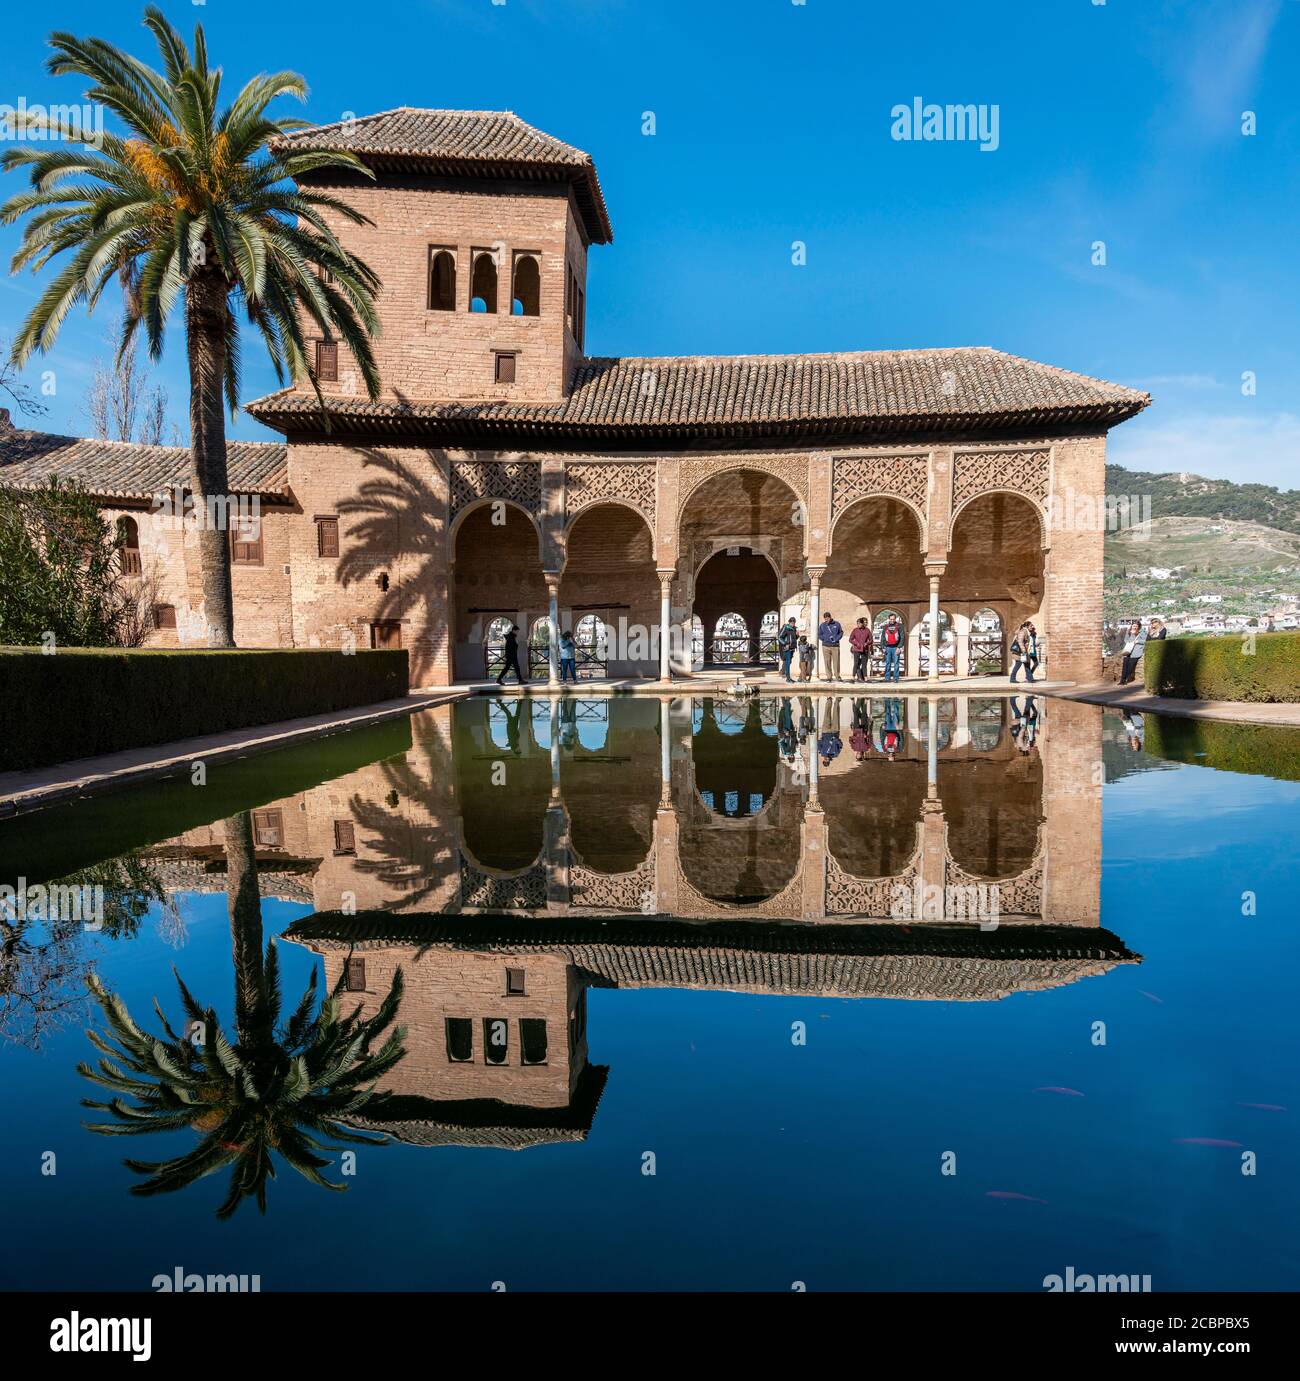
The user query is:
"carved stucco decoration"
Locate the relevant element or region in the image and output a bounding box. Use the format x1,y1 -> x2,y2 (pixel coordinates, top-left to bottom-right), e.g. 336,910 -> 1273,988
449,460 -> 542,521
825,849 -> 921,918
673,862 -> 804,920
831,454 -> 930,522
570,852 -> 657,913
945,855 -> 1044,920
565,461 -> 657,528
460,861 -> 547,911
951,448 -> 1050,515
677,455 -> 810,507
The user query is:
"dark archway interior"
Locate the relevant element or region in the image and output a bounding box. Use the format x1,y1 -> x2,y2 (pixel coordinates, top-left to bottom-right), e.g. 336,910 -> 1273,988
694,548 -> 777,664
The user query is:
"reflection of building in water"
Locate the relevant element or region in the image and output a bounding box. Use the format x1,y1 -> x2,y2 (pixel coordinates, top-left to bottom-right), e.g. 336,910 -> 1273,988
159,693 -> 1103,927
148,694 -> 1123,1148
286,912 -> 1137,1149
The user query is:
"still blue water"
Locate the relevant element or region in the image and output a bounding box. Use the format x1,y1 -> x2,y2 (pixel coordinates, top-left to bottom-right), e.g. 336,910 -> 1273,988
1,694 -> 1296,1291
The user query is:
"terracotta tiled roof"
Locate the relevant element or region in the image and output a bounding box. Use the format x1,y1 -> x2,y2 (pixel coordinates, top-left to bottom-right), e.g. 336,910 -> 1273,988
270,107 -> 613,244
246,348 -> 1149,442
286,914 -> 1141,1002
0,426 -> 290,502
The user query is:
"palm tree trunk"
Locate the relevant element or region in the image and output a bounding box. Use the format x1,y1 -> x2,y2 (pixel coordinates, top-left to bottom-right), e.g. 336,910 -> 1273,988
222,811 -> 267,1050
185,265 -> 236,648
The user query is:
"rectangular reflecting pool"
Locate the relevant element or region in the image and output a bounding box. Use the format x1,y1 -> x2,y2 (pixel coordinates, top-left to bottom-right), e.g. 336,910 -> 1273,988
1,693 -> 1297,1291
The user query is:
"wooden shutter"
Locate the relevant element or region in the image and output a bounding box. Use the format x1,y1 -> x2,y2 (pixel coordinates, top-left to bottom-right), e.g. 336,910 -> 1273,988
345,957 -> 366,992
252,808 -> 283,848
153,604 -> 177,630
505,967 -> 526,996
316,515 -> 339,557
333,819 -> 356,854
370,621 -> 402,650
316,340 -> 338,382
495,352 -> 516,385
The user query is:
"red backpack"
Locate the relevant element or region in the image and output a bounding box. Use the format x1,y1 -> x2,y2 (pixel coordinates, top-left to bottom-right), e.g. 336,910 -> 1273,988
884,623 -> 900,647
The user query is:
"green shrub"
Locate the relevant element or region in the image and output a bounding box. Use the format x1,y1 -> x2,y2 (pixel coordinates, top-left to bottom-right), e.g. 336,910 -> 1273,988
1144,632 -> 1300,702
0,647 -> 408,773
1144,715 -> 1300,783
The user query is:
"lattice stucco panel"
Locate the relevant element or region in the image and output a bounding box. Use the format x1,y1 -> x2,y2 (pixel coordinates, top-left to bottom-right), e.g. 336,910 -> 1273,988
831,454 -> 930,519
951,448 -> 1050,513
449,460 -> 542,520
565,461 -> 657,526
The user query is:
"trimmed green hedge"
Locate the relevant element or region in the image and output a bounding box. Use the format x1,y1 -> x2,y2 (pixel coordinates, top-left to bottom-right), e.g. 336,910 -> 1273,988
1144,632 -> 1300,702
1144,714 -> 1300,783
0,647 -> 408,773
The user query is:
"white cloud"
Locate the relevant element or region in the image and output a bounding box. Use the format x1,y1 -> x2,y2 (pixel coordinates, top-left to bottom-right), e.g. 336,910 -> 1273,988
1109,410 -> 1300,490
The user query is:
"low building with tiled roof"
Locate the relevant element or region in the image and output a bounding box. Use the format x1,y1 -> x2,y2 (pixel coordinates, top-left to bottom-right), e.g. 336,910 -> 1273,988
5,107 -> 1152,682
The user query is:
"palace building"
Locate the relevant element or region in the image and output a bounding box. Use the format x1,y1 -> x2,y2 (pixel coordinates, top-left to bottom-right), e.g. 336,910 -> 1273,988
0,108 -> 1150,687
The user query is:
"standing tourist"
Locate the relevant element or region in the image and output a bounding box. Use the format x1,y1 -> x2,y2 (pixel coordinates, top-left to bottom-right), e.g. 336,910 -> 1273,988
559,628 -> 578,684
819,611 -> 844,681
777,616 -> 799,682
849,617 -> 873,682
797,634 -> 815,682
881,613 -> 904,682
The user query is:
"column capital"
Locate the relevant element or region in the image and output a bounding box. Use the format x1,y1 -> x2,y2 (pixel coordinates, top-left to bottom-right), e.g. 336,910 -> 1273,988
924,562 -> 947,581
544,571 -> 562,592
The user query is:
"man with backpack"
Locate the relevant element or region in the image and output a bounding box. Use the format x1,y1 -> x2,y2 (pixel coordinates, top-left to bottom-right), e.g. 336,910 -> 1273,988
818,611 -> 844,681
881,613 -> 903,682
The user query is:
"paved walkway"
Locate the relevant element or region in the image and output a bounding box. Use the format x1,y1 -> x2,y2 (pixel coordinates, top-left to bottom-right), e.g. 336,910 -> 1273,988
1043,682 -> 1300,727
0,689 -> 465,819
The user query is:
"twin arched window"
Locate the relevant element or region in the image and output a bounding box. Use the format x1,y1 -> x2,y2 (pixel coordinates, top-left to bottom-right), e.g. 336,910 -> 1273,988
470,251 -> 497,313
428,249 -> 455,311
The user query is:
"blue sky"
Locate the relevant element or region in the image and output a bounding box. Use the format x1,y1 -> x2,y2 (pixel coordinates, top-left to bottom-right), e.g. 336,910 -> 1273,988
2,0 -> 1297,487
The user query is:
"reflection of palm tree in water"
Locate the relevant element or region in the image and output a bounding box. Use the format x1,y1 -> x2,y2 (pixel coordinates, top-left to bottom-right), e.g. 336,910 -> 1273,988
79,811 -> 407,1218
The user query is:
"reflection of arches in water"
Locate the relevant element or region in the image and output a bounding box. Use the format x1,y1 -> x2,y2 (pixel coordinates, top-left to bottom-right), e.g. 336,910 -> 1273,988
938,755 -> 1044,879
691,698 -> 779,819
557,698 -> 609,753
456,699 -> 549,870
530,700 -> 553,749
820,752 -> 928,877
677,797 -> 802,905
968,698 -> 1006,751
916,697 -> 957,751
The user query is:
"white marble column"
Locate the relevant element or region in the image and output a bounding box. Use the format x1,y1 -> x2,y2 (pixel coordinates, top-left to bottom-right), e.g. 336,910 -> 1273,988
657,569 -> 674,682
927,572 -> 941,684
545,574 -> 561,687
808,569 -> 823,683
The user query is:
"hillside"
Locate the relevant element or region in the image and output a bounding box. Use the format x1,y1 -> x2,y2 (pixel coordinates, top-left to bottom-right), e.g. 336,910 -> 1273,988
1102,464 -> 1300,617
1105,462 -> 1300,535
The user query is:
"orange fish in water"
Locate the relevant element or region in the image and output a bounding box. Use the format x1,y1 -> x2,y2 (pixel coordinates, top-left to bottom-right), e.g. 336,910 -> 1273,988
986,1191 -> 1048,1204
1137,990 -> 1164,1005
1035,1086 -> 1084,1097
1174,1138 -> 1243,1148
1238,1103 -> 1286,1112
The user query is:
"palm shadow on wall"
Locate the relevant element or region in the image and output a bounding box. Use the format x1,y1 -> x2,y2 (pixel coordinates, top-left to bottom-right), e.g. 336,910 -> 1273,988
334,445 -> 449,642
341,717 -> 460,912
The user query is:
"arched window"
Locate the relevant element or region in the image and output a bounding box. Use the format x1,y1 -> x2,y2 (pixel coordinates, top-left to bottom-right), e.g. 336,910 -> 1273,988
919,609 -> 956,676
711,612 -> 749,665
969,607 -> 1005,675
758,609 -> 780,663
512,254 -> 540,316
471,251 -> 498,313
575,613 -> 609,678
528,615 -> 553,679
116,515 -> 141,575
483,615 -> 513,680
428,249 -> 456,311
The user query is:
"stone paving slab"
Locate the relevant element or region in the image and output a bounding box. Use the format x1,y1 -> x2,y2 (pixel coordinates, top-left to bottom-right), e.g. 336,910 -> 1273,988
0,690 -> 467,819
1043,682 -> 1300,727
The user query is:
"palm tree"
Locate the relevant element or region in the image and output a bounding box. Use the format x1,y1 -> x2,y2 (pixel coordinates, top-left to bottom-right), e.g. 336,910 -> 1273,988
78,812 -> 406,1218
1,7 -> 382,646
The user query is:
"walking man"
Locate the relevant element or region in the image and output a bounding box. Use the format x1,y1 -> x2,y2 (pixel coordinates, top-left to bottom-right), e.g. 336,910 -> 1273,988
777,616 -> 799,682
849,617 -> 873,682
881,613 -> 903,683
819,611 -> 844,681
497,623 -> 528,687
